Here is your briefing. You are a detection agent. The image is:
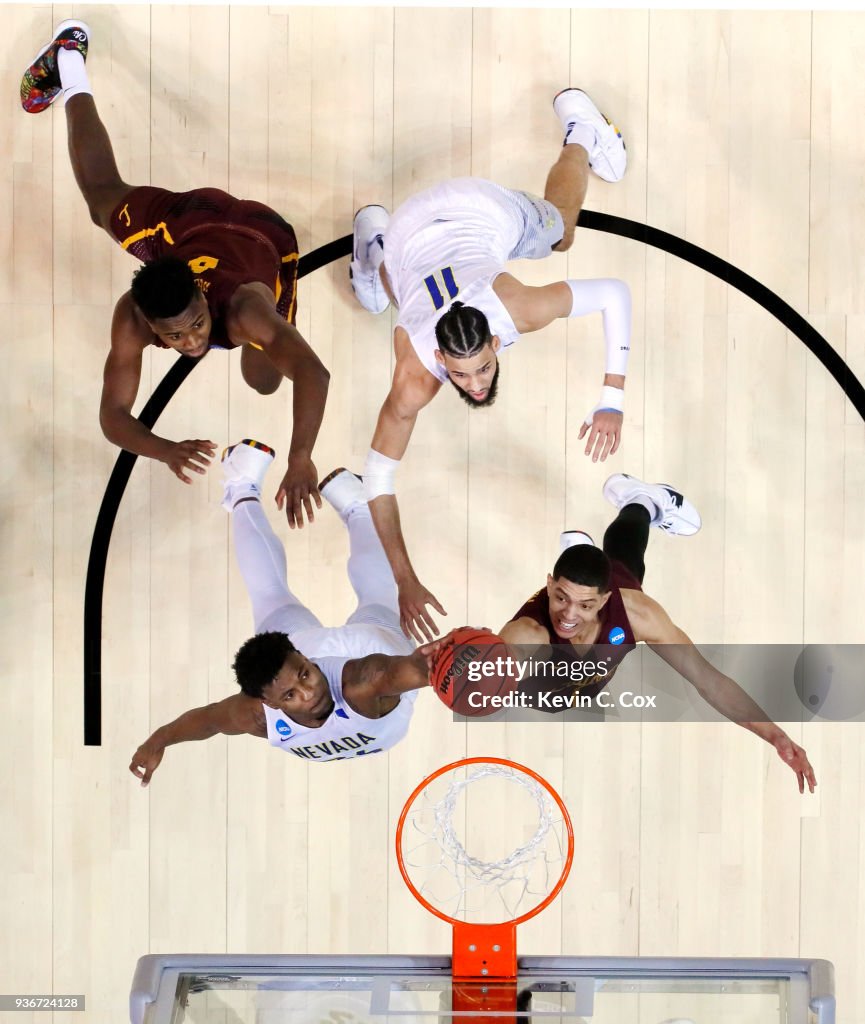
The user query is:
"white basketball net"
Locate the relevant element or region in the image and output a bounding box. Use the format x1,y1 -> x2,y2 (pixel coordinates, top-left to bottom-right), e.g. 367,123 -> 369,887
399,762 -> 570,925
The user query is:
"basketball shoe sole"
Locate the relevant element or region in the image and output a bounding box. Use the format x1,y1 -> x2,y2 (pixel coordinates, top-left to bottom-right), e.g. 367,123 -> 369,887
559,530 -> 596,553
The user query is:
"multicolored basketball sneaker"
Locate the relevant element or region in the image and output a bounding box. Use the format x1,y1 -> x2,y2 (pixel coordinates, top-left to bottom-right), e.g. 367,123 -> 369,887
20,19 -> 90,114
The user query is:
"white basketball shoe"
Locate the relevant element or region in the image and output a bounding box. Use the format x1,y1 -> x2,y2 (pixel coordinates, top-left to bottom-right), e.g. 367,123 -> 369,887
553,87 -> 627,182
220,439 -> 275,511
559,530 -> 596,553
349,205 -> 390,314
319,468 -> 367,522
603,473 -> 702,536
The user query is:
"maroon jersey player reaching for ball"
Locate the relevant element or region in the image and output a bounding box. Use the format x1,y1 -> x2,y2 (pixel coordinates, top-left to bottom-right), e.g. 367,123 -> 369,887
500,472 -> 817,795
21,20 -> 329,527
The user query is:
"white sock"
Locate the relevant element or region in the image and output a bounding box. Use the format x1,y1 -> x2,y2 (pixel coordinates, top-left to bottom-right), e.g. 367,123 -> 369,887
222,480 -> 260,510
57,47 -> 92,101
563,120 -> 595,154
631,495 -> 659,522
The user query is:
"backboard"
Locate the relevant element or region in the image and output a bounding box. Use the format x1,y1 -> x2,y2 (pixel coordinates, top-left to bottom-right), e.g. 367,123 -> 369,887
130,953 -> 835,1023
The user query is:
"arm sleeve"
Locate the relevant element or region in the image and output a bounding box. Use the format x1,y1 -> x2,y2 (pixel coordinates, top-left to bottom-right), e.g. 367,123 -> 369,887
566,278 -> 631,377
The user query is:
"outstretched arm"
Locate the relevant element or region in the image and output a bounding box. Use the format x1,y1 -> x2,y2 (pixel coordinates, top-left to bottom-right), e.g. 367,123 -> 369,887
101,293 -> 217,481
348,635 -> 462,710
230,282 -> 331,528
493,273 -> 630,461
128,694 -> 261,787
367,336 -> 444,642
362,647 -> 438,696
632,594 -> 817,794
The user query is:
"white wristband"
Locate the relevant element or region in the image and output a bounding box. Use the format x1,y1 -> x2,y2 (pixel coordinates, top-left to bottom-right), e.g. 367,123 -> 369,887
363,448 -> 400,500
584,385 -> 624,426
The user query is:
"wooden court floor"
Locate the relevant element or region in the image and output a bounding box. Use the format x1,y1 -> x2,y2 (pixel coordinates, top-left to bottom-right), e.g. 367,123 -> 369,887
1,5 -> 864,1023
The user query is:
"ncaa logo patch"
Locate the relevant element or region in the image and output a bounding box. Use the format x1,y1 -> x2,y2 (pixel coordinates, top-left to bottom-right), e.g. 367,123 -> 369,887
275,719 -> 292,737
608,626 -> 625,645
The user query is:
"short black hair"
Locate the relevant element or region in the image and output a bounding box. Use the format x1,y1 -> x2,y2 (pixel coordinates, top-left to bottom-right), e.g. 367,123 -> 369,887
130,257 -> 198,320
435,301 -> 492,358
552,545 -> 611,594
232,631 -> 297,698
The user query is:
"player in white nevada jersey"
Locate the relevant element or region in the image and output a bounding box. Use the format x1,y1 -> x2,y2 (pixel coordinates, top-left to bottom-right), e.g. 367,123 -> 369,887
348,88 -> 631,644
129,442 -> 444,785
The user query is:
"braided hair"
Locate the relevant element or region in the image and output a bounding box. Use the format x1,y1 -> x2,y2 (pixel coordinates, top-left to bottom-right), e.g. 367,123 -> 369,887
434,301 -> 492,357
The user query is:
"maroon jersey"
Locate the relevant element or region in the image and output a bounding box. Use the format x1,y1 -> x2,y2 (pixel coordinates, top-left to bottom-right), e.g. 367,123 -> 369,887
109,186 -> 299,349
510,560 -> 642,700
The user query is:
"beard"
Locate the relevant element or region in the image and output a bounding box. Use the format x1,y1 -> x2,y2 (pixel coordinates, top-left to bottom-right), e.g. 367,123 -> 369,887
448,361 -> 501,408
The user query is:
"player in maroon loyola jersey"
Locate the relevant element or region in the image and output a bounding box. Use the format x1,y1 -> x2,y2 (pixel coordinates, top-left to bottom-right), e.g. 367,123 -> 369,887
502,473 -> 817,795
21,20 -> 329,528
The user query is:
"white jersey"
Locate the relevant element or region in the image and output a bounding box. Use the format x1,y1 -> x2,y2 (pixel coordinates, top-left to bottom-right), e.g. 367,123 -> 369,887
288,622 -> 412,660
262,654 -> 417,762
384,178 -> 563,382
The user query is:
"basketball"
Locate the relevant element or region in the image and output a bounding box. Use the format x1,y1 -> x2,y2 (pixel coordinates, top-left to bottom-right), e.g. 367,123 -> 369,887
430,628 -> 517,717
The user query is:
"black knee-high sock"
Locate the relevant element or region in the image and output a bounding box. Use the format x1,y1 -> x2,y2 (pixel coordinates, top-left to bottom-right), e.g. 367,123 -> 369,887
602,503 -> 651,583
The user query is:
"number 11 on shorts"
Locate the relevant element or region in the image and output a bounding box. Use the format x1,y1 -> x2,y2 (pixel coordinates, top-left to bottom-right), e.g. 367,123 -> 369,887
423,266 -> 460,310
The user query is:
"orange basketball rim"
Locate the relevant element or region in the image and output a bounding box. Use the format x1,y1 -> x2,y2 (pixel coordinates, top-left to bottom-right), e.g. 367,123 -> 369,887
396,757 -> 575,1019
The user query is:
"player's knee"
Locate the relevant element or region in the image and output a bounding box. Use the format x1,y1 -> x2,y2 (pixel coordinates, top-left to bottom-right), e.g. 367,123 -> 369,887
86,202 -> 105,228
241,347 -> 283,395
551,227 -> 575,253
248,376 -> 282,396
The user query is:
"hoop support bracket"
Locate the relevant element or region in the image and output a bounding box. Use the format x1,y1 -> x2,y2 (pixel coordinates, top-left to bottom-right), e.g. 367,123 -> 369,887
452,923 -> 518,1021
452,921 -> 516,979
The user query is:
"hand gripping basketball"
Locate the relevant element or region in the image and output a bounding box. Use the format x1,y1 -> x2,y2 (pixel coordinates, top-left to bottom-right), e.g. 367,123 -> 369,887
429,627 -> 518,716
